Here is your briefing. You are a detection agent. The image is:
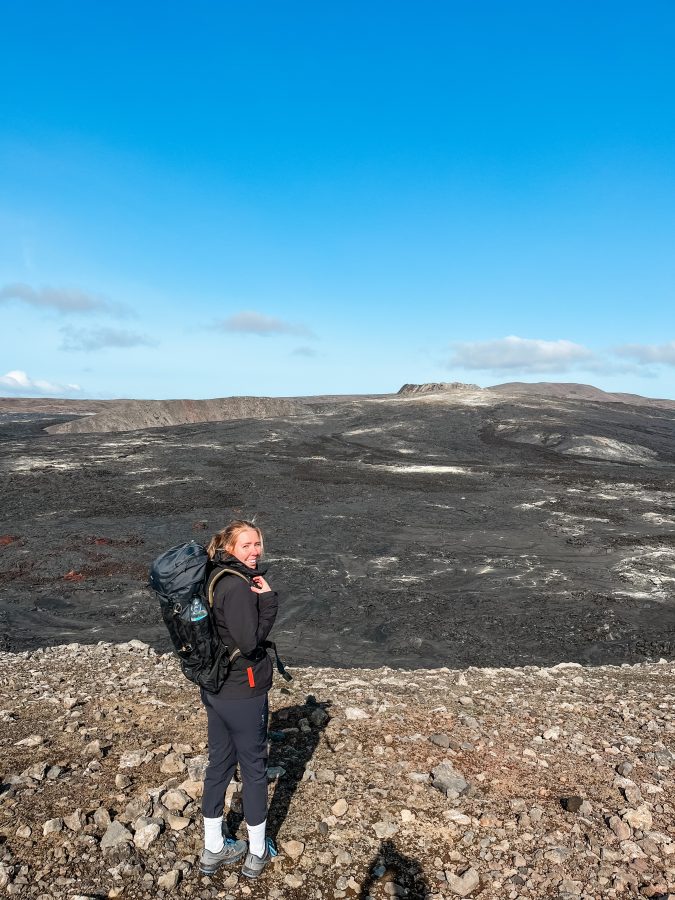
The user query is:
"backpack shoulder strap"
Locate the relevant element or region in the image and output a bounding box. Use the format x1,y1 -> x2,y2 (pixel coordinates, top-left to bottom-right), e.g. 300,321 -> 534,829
207,567 -> 249,608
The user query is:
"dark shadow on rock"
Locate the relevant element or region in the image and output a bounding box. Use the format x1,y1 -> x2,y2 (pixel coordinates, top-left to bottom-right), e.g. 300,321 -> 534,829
226,693 -> 331,841
359,840 -> 430,900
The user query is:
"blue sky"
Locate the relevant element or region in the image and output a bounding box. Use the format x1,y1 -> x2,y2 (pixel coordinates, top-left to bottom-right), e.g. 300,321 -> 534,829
1,1 -> 674,399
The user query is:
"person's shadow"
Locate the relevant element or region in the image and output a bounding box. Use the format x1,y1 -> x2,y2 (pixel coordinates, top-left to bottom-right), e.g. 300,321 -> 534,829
359,840 -> 430,900
226,693 -> 331,842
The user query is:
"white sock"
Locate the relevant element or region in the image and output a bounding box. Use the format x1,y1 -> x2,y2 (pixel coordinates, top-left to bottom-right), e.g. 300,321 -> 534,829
247,819 -> 266,857
204,815 -> 224,853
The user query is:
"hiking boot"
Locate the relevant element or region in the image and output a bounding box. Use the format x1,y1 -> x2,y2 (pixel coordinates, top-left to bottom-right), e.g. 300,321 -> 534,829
241,837 -> 278,879
199,837 -> 247,874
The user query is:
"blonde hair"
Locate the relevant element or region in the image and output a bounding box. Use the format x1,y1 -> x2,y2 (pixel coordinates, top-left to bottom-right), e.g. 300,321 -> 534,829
206,520 -> 263,560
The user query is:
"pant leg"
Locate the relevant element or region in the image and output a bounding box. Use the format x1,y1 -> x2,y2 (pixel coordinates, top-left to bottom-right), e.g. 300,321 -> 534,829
201,691 -> 238,818
220,694 -> 269,827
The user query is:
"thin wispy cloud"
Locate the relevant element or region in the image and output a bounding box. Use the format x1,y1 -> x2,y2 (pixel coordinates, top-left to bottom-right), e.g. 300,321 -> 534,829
0,282 -> 129,316
218,310 -> 314,337
614,342 -> 675,367
0,369 -> 81,396
292,346 -> 318,357
60,327 -> 157,352
448,336 -> 596,373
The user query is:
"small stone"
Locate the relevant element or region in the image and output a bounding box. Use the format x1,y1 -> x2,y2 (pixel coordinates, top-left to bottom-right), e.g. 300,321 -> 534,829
122,796 -> 151,822
316,769 -> 335,784
544,847 -> 570,864
134,823 -> 161,850
430,733 -> 451,749
344,707 -> 369,720
266,766 -> 286,781
162,789 -> 190,812
159,751 -> 186,774
373,821 -> 399,839
331,799 -> 348,817
310,707 -> 330,727
93,807 -> 112,829
623,784 -> 643,806
458,696 -> 473,706
24,761 -> 49,782
400,809 -> 415,823
623,805 -> 653,831
445,810 -> 472,825
617,761 -> 634,777
542,726 -> 560,740
284,874 -> 304,888
43,818 -> 63,836
100,821 -> 133,851
281,839 -> 305,859
118,750 -> 148,769
15,734 -> 44,747
16,825 -> 32,839
186,754 -> 208,781
63,810 -> 85,832
115,774 -> 132,789
446,866 -> 480,896
431,761 -> 470,798
157,870 -> 180,890
123,638 -> 149,651
179,778 -> 203,800
560,796 -> 584,813
609,815 -> 632,841
167,814 -> 191,830
223,873 -> 239,889
83,739 -> 104,758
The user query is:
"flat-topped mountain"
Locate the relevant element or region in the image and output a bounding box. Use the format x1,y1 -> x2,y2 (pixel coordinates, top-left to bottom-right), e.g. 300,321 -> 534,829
397,383 -> 482,395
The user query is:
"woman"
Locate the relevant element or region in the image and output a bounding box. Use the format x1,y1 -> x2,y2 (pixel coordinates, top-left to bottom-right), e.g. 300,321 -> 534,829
199,520 -> 279,879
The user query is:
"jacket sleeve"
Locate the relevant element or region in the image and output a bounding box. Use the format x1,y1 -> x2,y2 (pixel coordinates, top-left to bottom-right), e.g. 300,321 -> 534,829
256,590 -> 278,644
220,578 -> 261,658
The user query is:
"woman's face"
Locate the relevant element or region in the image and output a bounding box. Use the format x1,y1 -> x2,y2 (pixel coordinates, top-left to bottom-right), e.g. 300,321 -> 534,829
227,528 -> 262,568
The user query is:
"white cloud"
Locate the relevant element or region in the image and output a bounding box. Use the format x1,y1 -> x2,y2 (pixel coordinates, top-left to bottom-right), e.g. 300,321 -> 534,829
0,282 -> 129,316
614,342 -> 675,366
60,327 -> 157,352
0,369 -> 82,396
218,310 -> 313,337
448,336 -> 596,373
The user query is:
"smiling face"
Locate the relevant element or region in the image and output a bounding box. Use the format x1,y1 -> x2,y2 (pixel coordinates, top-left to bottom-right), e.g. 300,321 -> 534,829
227,527 -> 262,568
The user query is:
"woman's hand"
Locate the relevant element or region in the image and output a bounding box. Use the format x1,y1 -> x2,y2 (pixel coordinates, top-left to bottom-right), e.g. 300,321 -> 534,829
251,575 -> 271,594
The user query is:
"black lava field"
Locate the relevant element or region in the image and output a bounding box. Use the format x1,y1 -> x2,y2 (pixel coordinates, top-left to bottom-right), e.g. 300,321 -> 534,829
1,390 -> 675,669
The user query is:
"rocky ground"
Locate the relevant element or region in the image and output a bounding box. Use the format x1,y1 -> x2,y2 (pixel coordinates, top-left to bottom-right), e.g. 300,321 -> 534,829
1,642 -> 674,899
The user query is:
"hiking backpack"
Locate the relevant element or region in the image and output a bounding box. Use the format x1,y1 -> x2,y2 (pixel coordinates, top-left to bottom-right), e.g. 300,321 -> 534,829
148,541 -> 247,693
148,541 -> 292,691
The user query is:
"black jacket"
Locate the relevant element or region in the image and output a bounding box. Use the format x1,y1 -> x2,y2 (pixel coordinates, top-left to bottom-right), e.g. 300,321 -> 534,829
205,552 -> 279,699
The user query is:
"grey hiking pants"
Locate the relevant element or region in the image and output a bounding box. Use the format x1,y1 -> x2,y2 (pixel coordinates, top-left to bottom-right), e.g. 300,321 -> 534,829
200,690 -> 269,827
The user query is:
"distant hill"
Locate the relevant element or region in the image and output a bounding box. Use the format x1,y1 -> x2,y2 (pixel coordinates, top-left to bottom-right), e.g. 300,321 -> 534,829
489,381 -> 675,410
43,397 -> 306,434
3,380 -> 674,435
